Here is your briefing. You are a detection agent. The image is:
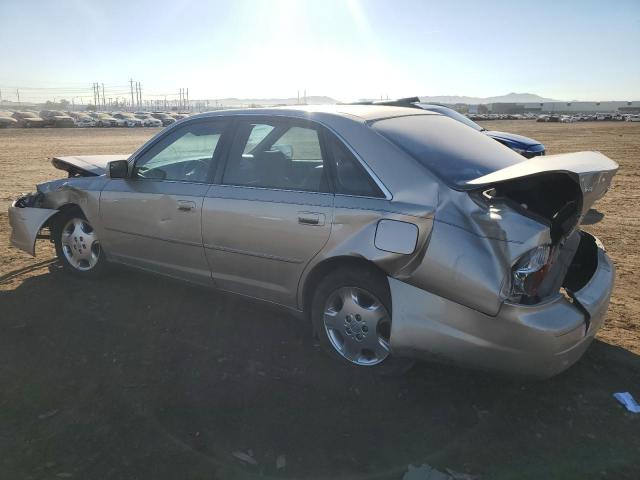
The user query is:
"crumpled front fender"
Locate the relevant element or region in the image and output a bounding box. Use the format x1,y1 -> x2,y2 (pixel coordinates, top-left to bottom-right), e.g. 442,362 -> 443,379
8,202 -> 58,256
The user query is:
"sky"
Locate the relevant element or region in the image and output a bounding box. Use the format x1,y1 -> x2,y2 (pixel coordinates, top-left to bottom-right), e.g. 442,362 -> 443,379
1,0 -> 639,103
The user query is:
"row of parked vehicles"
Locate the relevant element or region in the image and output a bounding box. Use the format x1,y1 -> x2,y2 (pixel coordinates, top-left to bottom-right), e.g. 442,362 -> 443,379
536,113 -> 640,122
466,112 -> 639,122
0,110 -> 191,128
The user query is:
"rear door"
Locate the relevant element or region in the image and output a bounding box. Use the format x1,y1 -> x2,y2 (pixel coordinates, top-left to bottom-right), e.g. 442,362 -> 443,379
99,119 -> 229,285
202,117 -> 334,307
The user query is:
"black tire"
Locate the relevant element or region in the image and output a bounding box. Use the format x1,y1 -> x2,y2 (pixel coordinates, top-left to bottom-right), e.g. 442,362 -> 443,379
52,207 -> 108,278
311,265 -> 415,375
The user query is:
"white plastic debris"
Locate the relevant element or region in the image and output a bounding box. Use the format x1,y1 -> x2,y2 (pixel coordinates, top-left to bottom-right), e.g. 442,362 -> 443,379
613,392 -> 640,413
232,450 -> 257,465
403,464 -> 479,480
402,464 -> 452,480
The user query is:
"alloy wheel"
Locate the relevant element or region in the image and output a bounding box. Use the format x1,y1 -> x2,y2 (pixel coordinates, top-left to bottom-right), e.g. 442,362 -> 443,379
60,217 -> 101,271
323,286 -> 391,366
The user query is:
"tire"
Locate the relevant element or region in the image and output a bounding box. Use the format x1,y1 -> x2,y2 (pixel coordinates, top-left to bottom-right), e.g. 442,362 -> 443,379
311,266 -> 415,375
53,208 -> 108,278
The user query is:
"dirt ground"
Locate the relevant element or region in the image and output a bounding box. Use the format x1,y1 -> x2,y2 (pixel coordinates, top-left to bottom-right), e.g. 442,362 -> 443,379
0,123 -> 639,480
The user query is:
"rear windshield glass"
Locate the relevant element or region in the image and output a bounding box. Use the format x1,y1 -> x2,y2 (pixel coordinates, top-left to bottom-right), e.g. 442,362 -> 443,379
371,114 -> 524,188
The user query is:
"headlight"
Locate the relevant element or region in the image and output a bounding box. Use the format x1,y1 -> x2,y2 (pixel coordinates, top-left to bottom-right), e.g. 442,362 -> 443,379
510,245 -> 551,301
510,146 -> 527,155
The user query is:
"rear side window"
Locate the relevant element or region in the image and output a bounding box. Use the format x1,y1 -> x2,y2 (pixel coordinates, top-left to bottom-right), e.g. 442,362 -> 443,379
328,137 -> 384,198
223,120 -> 329,192
371,114 -> 523,188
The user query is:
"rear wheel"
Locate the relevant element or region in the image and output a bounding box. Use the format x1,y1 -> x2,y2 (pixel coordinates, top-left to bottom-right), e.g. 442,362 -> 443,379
311,266 -> 414,375
53,208 -> 107,278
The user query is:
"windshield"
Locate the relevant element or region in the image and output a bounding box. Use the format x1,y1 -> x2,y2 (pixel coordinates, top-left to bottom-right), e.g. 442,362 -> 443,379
371,114 -> 523,187
416,104 -> 483,131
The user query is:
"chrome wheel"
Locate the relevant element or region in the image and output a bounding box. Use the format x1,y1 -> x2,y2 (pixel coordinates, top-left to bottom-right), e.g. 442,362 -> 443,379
60,217 -> 101,271
323,286 -> 391,366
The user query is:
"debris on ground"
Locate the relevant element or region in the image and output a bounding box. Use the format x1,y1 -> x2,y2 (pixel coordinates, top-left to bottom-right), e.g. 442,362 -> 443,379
613,392 -> 640,413
38,409 -> 59,420
403,464 -> 479,480
232,450 -> 257,465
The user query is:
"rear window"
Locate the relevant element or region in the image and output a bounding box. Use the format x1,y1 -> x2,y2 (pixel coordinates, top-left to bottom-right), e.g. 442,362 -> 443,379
371,114 -> 524,188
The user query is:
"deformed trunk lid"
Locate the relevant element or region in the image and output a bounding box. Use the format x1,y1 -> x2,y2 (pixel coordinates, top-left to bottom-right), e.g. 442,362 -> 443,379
467,151 -> 618,215
51,154 -> 130,176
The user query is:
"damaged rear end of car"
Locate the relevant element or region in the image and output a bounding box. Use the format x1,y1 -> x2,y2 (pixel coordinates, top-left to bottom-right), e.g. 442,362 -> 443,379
372,114 -> 618,377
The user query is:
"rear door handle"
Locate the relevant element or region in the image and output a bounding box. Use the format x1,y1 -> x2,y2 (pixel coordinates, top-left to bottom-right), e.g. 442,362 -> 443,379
298,212 -> 325,226
177,200 -> 196,211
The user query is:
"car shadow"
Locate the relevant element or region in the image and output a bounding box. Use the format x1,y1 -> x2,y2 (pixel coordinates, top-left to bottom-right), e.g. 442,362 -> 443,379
582,208 -> 606,225
1,267 -> 639,479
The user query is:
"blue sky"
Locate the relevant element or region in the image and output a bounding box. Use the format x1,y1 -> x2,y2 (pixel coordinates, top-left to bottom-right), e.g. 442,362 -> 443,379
1,0 -> 639,102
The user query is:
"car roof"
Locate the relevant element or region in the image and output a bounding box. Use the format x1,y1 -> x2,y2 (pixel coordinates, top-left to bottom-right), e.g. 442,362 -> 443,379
189,104 -> 437,123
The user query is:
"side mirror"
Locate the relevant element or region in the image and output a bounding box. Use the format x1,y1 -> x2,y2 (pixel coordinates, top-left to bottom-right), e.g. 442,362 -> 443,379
108,160 -> 129,179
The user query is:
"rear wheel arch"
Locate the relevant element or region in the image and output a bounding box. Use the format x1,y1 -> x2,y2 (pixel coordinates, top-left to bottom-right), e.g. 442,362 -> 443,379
301,256 -> 390,315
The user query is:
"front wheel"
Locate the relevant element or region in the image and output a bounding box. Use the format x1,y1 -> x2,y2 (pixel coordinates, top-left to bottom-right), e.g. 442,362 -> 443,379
53,208 -> 107,278
311,266 -> 414,375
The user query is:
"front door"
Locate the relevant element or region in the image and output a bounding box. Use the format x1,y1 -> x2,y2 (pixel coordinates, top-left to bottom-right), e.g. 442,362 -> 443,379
202,118 -> 334,306
100,120 -> 228,285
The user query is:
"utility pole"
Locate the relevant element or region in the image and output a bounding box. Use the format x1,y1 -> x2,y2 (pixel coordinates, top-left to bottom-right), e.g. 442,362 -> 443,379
130,79 -> 135,111
101,83 -> 106,109
186,88 -> 189,111
16,88 -> 20,104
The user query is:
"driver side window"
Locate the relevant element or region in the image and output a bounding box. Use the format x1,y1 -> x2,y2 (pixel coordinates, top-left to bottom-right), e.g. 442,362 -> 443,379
133,122 -> 224,183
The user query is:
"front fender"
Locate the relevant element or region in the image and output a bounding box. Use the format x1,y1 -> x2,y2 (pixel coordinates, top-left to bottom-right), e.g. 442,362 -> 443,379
8,202 -> 58,256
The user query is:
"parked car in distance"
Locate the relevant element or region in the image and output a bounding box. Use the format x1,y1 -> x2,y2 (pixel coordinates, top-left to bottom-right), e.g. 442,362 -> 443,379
150,112 -> 176,126
133,112 -> 163,127
39,110 -> 76,128
90,112 -> 121,127
0,111 -> 18,128
12,111 -> 46,127
68,112 -> 96,127
627,115 -> 640,122
171,113 -> 190,121
113,112 -> 144,127
8,105 -> 618,378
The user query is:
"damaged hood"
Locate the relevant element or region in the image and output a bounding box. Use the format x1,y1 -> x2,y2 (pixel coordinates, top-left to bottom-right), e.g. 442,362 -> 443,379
467,151 -> 618,215
51,154 -> 131,177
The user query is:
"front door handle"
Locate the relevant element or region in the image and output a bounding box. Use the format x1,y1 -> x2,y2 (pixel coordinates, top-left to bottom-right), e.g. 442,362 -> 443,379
298,212 -> 325,226
177,200 -> 196,212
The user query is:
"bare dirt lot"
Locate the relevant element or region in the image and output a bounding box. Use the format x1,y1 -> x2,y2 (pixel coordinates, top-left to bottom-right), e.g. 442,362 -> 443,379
0,123 -> 639,479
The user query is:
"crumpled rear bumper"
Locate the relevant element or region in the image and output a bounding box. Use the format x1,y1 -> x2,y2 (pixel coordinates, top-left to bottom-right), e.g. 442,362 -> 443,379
389,233 -> 615,377
8,201 -> 58,256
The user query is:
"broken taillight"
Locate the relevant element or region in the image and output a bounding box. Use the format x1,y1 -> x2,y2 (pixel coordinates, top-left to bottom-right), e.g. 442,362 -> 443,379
510,245 -> 552,301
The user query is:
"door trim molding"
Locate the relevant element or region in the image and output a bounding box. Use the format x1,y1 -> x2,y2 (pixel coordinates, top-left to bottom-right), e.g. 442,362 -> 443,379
104,227 -> 202,247
203,242 -> 303,264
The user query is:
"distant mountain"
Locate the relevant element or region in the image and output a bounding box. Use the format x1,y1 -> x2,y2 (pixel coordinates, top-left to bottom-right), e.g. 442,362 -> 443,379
212,96 -> 338,107
418,92 -> 559,105
206,93 -> 559,107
